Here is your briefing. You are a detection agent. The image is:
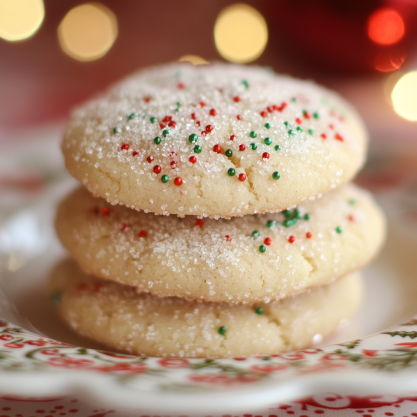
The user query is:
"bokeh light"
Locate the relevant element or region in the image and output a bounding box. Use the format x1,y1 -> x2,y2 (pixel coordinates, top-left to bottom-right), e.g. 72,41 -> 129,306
384,71 -> 404,104
367,8 -> 404,45
214,3 -> 268,63
0,0 -> 44,42
178,55 -> 209,65
391,71 -> 417,121
374,50 -> 405,72
58,2 -> 118,62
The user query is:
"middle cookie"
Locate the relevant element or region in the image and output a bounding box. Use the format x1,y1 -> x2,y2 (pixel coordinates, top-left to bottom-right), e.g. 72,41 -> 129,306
56,183 -> 385,303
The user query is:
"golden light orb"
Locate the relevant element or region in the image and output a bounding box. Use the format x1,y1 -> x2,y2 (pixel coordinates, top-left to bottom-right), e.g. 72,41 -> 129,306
0,0 -> 44,42
58,2 -> 118,62
391,71 -> 417,121
214,3 -> 268,64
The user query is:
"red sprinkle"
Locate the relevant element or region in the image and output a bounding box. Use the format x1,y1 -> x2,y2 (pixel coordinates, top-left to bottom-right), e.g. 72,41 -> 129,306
153,165 -> 161,174
132,151 -> 139,157
306,232 -> 312,239
233,96 -> 240,102
174,177 -> 183,186
162,116 -> 172,123
101,207 -> 110,216
329,124 -> 334,130
335,133 -> 344,141
177,83 -> 185,89
213,144 -> 222,153
170,152 -> 177,158
147,156 -> 154,163
159,123 -> 166,129
196,121 -> 201,126
196,219 -> 204,227
264,237 -> 272,245
144,96 -> 151,103
170,161 -> 177,169
200,101 -> 205,107
206,124 -> 214,132
225,235 -> 232,242
288,235 -> 296,243
238,173 -> 246,181
260,111 -> 268,117
236,115 -> 242,120
348,215 -> 355,222
201,131 -> 207,137
121,144 -> 129,150
277,102 -> 287,112
121,223 -> 128,231
168,121 -> 176,128
303,111 -> 310,119
239,144 -> 246,151
189,156 -> 197,164
191,113 -> 197,120
295,118 -> 302,124
262,152 -> 270,159
230,134 -> 236,141
321,133 -> 327,139
138,230 -> 147,237
267,106 -> 274,113
209,108 -> 217,116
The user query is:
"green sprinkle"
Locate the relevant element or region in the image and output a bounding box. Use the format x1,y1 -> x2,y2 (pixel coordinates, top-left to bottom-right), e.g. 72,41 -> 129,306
264,137 -> 272,145
283,209 -> 292,218
259,245 -> 266,253
256,307 -> 264,315
264,123 -> 271,129
296,127 -> 303,132
304,213 -> 310,220
262,356 -> 271,360
188,133 -> 198,143
150,117 -> 157,123
288,129 -> 295,136
218,326 -> 227,335
291,97 -> 297,102
227,168 -> 236,176
51,290 -> 62,305
112,127 -> 121,134
349,199 -> 356,206
128,112 -> 136,120
251,230 -> 260,239
302,110 -> 308,116
294,208 -> 301,219
266,220 -> 276,228
249,131 -> 257,138
163,129 -> 169,137
242,80 -> 249,89
313,112 -> 319,119
194,145 -> 202,153
284,121 -> 290,128
336,226 -> 343,234
154,136 -> 162,144
274,145 -> 281,151
161,175 -> 169,183
283,219 -> 296,227
175,101 -> 181,112
308,129 -> 314,135
225,149 -> 233,157
250,143 -> 258,150
272,171 -> 281,180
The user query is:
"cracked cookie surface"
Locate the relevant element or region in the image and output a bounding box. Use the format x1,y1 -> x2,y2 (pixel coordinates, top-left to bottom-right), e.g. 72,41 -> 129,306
49,259 -> 362,358
62,62 -> 367,218
55,183 -> 384,303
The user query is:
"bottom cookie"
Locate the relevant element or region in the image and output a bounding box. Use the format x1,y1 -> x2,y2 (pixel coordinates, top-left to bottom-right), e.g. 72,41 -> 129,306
49,259 -> 362,358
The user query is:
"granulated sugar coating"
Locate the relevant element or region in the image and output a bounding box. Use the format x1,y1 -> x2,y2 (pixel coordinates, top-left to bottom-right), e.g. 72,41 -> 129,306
55,183 -> 385,303
62,62 -> 368,218
50,259 -> 362,358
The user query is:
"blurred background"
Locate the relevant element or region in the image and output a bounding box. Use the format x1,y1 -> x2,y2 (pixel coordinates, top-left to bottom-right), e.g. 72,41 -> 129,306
0,0 -> 416,150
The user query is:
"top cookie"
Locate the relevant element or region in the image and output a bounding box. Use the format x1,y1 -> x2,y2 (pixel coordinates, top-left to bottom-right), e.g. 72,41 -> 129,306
62,62 -> 367,218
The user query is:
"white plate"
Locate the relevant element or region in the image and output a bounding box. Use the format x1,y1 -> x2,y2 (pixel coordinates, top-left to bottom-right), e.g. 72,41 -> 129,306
2,130 -> 417,414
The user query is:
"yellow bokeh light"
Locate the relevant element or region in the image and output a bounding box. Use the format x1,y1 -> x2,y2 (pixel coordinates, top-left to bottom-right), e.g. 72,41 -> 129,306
392,71 -> 417,121
214,3 -> 268,64
178,55 -> 209,65
0,0 -> 44,42
58,2 -> 118,62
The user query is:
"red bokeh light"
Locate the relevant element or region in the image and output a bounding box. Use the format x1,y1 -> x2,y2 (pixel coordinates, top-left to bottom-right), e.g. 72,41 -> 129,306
367,7 -> 405,45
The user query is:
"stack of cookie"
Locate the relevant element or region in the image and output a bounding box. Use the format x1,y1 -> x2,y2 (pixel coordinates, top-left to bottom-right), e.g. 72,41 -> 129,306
51,63 -> 385,358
